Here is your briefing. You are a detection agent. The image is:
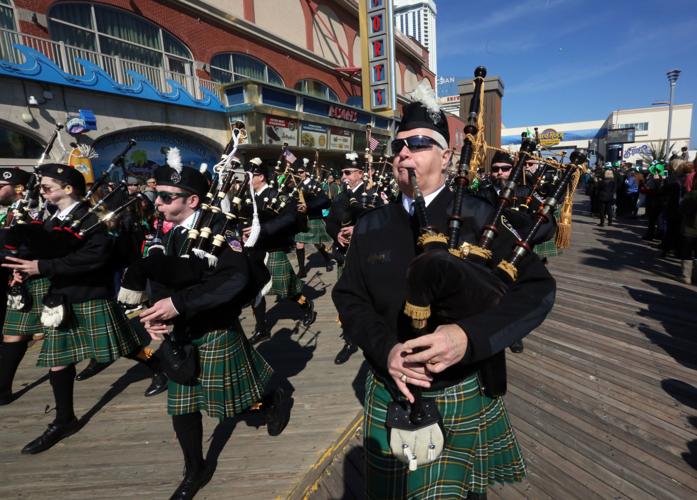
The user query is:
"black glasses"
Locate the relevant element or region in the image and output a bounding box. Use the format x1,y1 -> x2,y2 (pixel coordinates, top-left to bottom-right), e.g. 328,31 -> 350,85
491,166 -> 512,173
390,135 -> 442,155
341,169 -> 360,176
156,191 -> 189,204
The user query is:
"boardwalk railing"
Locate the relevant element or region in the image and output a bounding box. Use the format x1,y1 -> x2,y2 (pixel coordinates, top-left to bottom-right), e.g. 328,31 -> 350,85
0,27 -> 223,101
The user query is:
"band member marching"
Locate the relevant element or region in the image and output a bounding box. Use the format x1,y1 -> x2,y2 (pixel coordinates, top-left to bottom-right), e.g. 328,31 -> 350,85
0,164 -> 145,454
242,158 -> 317,343
332,79 -> 556,499
138,161 -> 290,499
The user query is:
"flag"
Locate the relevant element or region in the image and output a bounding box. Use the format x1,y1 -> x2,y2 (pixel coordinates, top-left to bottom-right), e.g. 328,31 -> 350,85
368,136 -> 380,151
283,149 -> 297,164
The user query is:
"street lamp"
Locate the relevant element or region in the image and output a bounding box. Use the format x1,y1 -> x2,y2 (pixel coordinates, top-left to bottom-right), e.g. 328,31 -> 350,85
665,69 -> 681,163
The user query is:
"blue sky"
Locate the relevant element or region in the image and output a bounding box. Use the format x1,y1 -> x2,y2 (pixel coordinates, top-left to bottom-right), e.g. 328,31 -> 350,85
436,0 -> 697,146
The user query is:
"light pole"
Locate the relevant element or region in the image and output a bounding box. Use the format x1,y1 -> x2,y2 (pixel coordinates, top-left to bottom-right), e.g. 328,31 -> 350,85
665,69 -> 681,163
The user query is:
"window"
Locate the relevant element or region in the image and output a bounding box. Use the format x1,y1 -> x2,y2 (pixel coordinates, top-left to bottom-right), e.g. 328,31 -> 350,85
210,52 -> 283,86
0,124 -> 44,159
1,0 -> 16,30
48,3 -> 193,74
618,122 -> 649,133
295,79 -> 339,102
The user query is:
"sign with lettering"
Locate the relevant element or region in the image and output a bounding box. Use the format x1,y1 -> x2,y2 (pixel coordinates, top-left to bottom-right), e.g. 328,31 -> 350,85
361,0 -> 395,112
329,128 -> 353,151
539,128 -> 564,147
264,116 -> 298,146
623,144 -> 651,159
301,122 -> 328,149
328,105 -> 359,123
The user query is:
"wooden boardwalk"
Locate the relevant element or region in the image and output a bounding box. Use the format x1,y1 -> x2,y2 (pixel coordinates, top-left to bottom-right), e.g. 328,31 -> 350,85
306,196 -> 697,500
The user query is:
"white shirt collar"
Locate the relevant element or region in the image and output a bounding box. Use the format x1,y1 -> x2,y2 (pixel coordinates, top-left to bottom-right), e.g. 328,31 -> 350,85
401,183 -> 446,213
53,201 -> 80,220
255,184 -> 269,196
349,181 -> 364,193
179,211 -> 198,230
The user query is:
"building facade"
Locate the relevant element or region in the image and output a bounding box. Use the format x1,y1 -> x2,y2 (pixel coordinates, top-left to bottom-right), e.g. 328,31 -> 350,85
0,0 -> 435,173
393,0 -> 436,76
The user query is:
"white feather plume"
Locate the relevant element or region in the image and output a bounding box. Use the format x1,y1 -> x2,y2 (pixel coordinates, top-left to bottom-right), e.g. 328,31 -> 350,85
167,147 -> 183,174
303,158 -> 310,166
199,163 -> 208,174
409,79 -> 441,115
345,152 -> 359,162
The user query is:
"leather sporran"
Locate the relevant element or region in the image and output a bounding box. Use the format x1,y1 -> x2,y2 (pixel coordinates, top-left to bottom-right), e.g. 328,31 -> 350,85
386,398 -> 445,471
157,335 -> 199,386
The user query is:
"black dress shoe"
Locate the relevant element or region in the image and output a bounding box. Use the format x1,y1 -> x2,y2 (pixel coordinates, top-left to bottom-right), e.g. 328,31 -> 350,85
0,391 -> 13,406
144,372 -> 168,397
75,359 -> 111,381
302,300 -> 317,327
249,325 -> 271,344
510,340 -> 524,354
21,418 -> 80,454
325,262 -> 334,272
170,462 -> 213,500
334,342 -> 358,365
264,388 -> 291,437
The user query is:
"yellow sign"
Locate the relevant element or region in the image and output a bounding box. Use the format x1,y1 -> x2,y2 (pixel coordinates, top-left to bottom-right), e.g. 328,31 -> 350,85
539,128 -> 564,147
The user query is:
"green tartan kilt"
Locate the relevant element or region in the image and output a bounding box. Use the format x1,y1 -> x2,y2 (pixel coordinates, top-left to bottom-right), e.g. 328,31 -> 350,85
37,299 -> 144,368
168,328 -> 274,418
2,277 -> 51,338
364,371 -> 526,499
294,218 -> 332,244
534,238 -> 560,258
267,251 -> 303,299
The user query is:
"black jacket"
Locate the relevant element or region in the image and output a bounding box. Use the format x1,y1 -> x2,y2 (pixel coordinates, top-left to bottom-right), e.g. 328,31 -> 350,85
301,181 -> 331,220
597,179 -> 616,202
325,183 -> 371,243
245,185 -> 298,253
332,188 -> 556,393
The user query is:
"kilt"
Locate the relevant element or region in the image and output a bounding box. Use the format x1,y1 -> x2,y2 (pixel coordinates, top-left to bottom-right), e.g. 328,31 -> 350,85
534,238 -> 559,258
2,277 -> 51,338
168,328 -> 274,418
294,218 -> 332,245
37,299 -> 143,368
364,371 -> 526,499
267,251 -> 303,299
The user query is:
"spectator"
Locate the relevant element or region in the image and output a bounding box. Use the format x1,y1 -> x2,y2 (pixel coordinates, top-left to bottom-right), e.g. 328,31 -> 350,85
597,169 -> 616,227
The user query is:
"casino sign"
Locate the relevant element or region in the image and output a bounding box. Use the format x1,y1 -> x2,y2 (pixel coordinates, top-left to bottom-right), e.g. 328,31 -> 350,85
539,128 -> 564,147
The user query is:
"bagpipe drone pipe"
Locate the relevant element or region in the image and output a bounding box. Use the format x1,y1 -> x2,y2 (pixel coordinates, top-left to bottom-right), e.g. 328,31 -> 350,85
117,129 -> 270,312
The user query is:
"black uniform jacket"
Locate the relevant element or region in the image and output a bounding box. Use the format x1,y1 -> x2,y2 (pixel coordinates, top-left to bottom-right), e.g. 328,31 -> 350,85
247,185 -> 298,254
332,187 -> 556,392
37,205 -> 115,303
152,213 -> 251,340
302,181 -> 331,220
325,183 -> 370,243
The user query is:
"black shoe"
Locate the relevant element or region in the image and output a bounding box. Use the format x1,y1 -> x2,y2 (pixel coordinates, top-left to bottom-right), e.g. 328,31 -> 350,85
170,462 -> 214,500
75,359 -> 111,381
264,388 -> 291,437
326,262 -> 334,272
249,325 -> 271,344
0,391 -> 13,406
302,300 -> 317,327
510,340 -> 524,354
144,372 -> 168,397
334,342 -> 358,365
21,418 -> 80,454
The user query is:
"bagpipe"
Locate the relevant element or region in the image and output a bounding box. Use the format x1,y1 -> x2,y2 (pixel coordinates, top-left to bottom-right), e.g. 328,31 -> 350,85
117,128 -> 269,311
390,67 -> 585,469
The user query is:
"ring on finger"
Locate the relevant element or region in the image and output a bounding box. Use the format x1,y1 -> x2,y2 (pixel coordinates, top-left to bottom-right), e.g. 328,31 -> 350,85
400,374 -> 407,383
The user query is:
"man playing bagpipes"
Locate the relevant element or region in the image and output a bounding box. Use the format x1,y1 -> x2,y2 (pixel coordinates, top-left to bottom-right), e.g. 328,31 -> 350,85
0,164 -> 145,453
242,158 -> 317,344
325,151 -> 372,365
293,160 -> 333,278
332,80 -> 556,499
137,161 -> 290,500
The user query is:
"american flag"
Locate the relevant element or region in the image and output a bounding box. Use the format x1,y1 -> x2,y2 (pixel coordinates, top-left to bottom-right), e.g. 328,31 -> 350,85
368,136 -> 380,152
283,149 -> 297,164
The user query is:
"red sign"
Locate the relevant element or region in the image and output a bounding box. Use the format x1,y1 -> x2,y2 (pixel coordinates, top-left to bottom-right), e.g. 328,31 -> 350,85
328,105 -> 359,123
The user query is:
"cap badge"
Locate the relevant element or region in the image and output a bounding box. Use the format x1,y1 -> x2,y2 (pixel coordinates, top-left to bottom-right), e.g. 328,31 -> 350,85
170,171 -> 181,184
2,171 -> 11,180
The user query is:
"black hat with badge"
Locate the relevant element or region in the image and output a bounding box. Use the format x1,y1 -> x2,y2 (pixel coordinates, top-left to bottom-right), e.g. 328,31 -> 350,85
153,147 -> 208,197
396,80 -> 450,147
248,157 -> 272,181
38,163 -> 86,195
0,167 -> 32,186
491,150 -> 514,166
343,151 -> 364,170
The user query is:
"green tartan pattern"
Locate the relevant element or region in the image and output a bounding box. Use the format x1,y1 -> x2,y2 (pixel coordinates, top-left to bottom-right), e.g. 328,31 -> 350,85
37,299 -> 143,368
364,371 -> 526,499
168,328 -> 274,418
267,251 -> 303,298
294,218 -> 332,244
2,277 -> 51,338
535,206 -> 562,258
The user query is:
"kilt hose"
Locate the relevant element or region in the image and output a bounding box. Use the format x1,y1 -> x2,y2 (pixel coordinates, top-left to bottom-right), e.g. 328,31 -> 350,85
294,218 -> 332,245
168,328 -> 274,418
37,299 -> 144,368
267,251 -> 304,299
364,371 -> 526,499
2,277 -> 51,338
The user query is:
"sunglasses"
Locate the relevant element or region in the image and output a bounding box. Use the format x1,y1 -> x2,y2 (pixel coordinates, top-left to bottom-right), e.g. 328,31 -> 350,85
39,184 -> 63,193
156,191 -> 190,203
390,135 -> 442,155
341,169 -> 360,176
491,166 -> 512,173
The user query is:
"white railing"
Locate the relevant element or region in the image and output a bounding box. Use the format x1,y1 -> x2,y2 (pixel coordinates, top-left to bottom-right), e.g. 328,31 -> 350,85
0,27 -> 222,102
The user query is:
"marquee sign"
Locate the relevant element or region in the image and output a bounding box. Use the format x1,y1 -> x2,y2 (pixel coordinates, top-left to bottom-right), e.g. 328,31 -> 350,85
360,0 -> 396,113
